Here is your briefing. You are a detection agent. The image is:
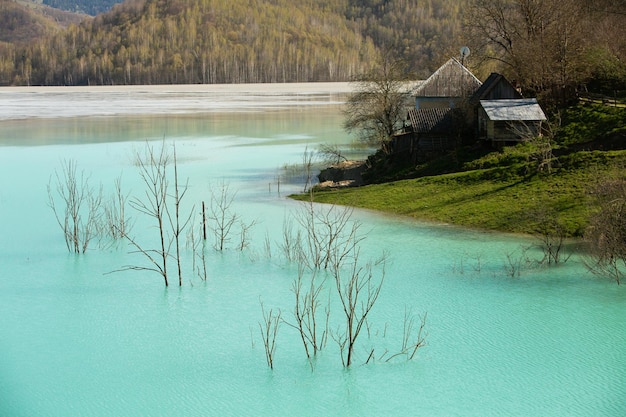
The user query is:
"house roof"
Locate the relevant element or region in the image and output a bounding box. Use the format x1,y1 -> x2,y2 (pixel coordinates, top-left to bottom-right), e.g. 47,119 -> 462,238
480,99 -> 547,121
408,108 -> 459,134
471,73 -> 523,103
414,58 -> 482,98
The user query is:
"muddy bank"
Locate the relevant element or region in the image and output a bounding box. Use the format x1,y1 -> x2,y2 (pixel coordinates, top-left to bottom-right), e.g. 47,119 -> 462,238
317,160 -> 367,188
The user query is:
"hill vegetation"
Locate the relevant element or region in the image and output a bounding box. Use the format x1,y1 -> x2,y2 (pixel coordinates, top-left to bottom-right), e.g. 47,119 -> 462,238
0,0 -> 464,85
0,0 -> 84,44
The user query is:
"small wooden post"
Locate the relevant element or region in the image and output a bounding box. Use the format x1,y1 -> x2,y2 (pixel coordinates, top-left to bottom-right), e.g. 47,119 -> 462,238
202,201 -> 207,241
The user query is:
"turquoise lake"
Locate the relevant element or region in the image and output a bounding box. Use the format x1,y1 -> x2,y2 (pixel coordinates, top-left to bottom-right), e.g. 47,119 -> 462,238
0,85 -> 624,416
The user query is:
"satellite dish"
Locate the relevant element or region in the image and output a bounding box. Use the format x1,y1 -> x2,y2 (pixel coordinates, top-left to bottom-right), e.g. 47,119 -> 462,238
460,46 -> 470,65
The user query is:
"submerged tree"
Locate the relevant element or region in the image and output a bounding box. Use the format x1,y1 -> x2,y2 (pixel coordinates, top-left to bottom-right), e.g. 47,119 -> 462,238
207,181 -> 239,251
332,249 -> 386,368
117,140 -> 192,287
167,145 -> 194,286
584,178 -> 626,284
284,264 -> 330,369
259,300 -> 282,370
282,196 -> 418,368
530,208 -> 570,265
292,197 -> 364,271
47,159 -> 103,253
102,175 -> 132,241
121,141 -> 171,286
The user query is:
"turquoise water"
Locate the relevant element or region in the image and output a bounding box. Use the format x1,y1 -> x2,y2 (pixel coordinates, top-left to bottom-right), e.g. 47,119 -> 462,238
0,88 -> 624,416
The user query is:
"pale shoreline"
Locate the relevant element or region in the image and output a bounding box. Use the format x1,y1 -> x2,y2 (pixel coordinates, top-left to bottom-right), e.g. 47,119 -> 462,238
0,82 -> 353,94
0,82 -> 354,119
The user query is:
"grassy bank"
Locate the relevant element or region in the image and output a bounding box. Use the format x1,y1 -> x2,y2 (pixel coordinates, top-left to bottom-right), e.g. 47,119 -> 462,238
294,104 -> 626,237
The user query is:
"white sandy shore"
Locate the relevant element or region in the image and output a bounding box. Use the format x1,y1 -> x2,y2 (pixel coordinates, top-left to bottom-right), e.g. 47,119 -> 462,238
0,82 -> 353,94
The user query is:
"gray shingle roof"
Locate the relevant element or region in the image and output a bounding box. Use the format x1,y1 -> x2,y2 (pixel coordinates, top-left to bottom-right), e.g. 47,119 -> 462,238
408,108 -> 459,134
414,58 -> 482,97
480,99 -> 546,121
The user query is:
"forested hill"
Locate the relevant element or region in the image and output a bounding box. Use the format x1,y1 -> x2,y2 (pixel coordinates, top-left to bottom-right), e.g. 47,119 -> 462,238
0,0 -> 464,86
0,0 -> 85,44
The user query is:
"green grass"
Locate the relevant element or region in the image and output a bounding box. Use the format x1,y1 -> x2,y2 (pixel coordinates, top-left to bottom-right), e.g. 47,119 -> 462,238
295,167 -> 594,236
557,103 -> 626,147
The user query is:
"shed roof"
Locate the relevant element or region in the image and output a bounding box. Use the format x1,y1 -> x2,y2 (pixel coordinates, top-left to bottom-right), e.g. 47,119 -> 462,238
414,58 -> 482,98
408,108 -> 459,134
480,99 -> 546,121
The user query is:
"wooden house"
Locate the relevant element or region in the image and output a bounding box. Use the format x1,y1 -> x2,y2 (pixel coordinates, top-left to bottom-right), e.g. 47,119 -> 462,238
392,62 -> 548,160
413,58 -> 483,109
391,58 -> 481,161
477,98 -> 547,144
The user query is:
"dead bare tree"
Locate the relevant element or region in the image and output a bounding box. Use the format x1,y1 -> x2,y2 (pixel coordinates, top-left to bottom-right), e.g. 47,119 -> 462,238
279,217 -> 303,262
318,143 -> 348,165
102,175 -> 132,240
207,181 -> 239,251
166,144 -> 194,286
187,211 -> 209,282
120,141 -> 171,286
275,194 -> 430,369
302,146 -> 315,192
47,159 -> 103,253
293,196 -> 364,270
332,249 -> 386,368
284,263 -> 330,369
502,244 -> 543,278
259,300 -> 281,370
380,309 -> 428,363
531,209 -> 571,265
583,178 -> 626,284
115,141 -> 194,286
343,55 -> 412,149
263,231 -> 272,259
508,118 -> 559,175
237,219 -> 257,251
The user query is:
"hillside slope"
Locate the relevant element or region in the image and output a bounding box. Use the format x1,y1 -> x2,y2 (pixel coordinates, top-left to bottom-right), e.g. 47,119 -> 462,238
0,0 -> 85,44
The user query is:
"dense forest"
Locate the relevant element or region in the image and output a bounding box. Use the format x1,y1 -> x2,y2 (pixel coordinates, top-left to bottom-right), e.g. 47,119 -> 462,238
0,0 -> 465,85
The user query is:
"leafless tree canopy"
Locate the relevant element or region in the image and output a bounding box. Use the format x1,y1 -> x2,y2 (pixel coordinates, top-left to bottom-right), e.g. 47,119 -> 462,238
584,178 -> 626,284
465,0 -> 626,103
115,141 -> 192,287
47,159 -> 102,254
259,301 -> 281,370
343,56 -> 413,148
